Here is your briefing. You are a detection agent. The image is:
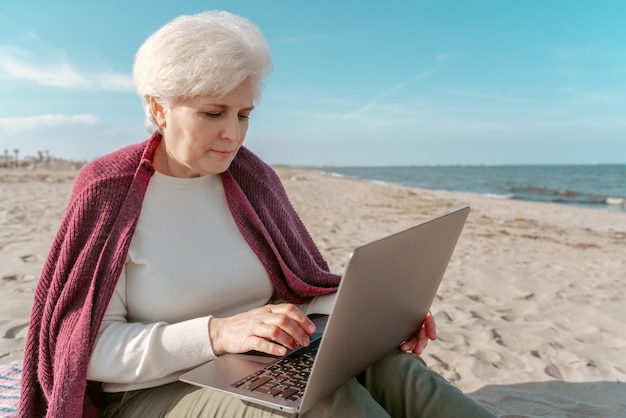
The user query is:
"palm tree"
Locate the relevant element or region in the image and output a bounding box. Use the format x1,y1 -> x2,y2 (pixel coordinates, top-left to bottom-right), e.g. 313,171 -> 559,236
13,149 -> 19,168
3,149 -> 8,168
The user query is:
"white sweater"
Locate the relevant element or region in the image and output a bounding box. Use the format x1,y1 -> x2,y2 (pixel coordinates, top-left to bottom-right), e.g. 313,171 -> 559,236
87,172 -> 335,393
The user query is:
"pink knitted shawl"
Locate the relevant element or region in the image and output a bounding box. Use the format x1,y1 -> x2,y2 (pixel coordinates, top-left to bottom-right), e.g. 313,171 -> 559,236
19,133 -> 340,417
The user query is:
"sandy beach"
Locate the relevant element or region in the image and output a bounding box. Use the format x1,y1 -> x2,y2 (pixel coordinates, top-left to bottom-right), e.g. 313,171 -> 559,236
1,166 -> 625,417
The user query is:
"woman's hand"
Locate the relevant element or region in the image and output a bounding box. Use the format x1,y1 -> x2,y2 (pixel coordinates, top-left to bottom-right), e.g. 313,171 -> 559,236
209,304 -> 316,356
399,311 -> 437,355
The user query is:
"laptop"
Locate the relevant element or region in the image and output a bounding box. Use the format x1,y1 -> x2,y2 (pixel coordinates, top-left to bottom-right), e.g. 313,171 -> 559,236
180,206 -> 470,415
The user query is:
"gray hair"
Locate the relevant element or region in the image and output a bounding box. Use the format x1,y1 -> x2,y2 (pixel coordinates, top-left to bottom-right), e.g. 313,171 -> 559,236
133,10 -> 273,132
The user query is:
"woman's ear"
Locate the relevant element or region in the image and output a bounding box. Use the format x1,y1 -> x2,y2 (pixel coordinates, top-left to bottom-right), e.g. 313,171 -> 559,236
150,97 -> 167,128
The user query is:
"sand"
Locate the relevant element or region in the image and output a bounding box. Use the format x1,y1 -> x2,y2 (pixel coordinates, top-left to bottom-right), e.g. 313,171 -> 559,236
1,166 -> 625,417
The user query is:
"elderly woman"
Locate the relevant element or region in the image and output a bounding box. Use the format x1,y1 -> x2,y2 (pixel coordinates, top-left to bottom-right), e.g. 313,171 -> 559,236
19,11 -> 496,418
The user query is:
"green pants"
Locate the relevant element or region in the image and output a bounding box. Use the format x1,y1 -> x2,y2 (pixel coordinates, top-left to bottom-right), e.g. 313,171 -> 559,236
102,350 -> 497,417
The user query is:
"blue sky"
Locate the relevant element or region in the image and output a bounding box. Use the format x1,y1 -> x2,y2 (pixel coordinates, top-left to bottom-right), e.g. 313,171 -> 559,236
1,1 -> 625,166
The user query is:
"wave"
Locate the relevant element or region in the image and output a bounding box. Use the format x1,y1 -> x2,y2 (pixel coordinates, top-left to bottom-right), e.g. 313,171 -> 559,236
482,193 -> 515,200
326,172 -> 346,178
606,197 -> 625,208
509,186 -> 625,209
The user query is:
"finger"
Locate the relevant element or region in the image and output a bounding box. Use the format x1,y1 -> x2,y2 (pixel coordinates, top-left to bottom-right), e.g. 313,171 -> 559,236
257,310 -> 311,349
424,312 -> 437,340
399,339 -> 416,352
414,327 -> 430,355
399,331 -> 420,352
266,304 -> 315,345
256,322 -> 307,350
399,321 -> 431,354
403,327 -> 428,355
247,335 -> 289,356
270,304 -> 316,334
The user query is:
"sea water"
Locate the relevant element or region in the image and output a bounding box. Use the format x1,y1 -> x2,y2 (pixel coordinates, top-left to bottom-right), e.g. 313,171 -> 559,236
311,164 -> 626,212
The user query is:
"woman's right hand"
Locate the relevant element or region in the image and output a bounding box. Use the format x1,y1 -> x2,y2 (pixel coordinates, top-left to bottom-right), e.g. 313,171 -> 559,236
209,303 -> 316,356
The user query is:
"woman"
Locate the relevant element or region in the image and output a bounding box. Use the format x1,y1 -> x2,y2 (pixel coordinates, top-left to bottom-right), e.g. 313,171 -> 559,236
19,11 -> 496,417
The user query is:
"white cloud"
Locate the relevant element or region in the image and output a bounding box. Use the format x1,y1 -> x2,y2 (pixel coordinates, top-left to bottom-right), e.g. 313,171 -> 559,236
0,114 -> 101,133
0,46 -> 133,91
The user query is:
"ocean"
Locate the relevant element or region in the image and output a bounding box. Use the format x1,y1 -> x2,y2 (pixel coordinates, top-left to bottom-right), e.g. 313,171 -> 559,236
308,164 -> 626,213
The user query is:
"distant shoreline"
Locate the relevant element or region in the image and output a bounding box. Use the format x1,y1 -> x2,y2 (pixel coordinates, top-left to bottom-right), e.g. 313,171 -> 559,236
302,164 -> 626,213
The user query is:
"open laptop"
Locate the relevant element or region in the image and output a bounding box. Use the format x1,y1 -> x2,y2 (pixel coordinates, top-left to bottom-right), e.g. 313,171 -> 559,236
180,206 -> 470,415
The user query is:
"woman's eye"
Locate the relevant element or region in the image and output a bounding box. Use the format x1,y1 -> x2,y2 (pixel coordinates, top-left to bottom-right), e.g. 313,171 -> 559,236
204,112 -> 221,118
239,114 -> 250,120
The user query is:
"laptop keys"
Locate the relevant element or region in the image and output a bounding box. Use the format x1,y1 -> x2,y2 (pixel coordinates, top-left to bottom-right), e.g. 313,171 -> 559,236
275,387 -> 299,400
241,376 -> 272,391
231,341 -> 319,401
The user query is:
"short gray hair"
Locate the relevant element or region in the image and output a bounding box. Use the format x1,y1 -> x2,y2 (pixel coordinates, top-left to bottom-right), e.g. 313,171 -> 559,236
133,10 -> 273,131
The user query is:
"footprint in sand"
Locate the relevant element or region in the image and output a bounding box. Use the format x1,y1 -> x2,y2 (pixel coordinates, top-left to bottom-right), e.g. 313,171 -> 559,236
2,273 -> 37,283
544,364 -> 564,379
3,323 -> 28,339
491,329 -> 506,346
20,254 -> 39,263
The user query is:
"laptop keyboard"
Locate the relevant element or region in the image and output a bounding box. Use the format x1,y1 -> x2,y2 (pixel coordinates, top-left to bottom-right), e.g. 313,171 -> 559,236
231,339 -> 320,402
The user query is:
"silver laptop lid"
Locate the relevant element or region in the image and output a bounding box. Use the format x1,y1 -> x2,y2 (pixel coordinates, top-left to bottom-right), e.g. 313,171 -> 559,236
299,207 -> 470,413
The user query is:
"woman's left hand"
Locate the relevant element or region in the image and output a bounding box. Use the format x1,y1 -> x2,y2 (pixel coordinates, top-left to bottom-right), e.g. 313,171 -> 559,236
399,312 -> 437,355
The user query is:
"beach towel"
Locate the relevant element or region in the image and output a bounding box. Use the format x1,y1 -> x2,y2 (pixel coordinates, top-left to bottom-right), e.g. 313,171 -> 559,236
0,361 -> 21,418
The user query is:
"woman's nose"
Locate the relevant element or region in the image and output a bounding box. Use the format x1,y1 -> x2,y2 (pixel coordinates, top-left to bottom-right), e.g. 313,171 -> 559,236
221,115 -> 244,142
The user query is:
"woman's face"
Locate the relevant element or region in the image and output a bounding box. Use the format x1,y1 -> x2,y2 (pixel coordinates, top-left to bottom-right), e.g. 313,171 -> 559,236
152,80 -> 255,178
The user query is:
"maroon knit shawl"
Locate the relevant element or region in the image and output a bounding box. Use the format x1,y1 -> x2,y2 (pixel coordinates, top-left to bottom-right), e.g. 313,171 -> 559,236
19,133 -> 341,417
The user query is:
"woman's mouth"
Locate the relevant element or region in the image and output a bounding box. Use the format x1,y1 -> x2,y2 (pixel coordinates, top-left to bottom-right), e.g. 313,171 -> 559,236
211,149 -> 235,158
